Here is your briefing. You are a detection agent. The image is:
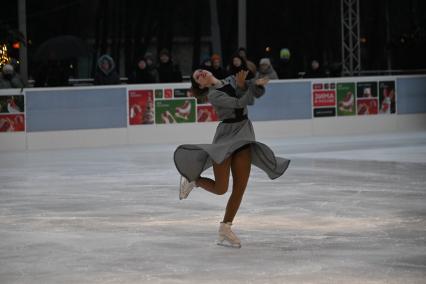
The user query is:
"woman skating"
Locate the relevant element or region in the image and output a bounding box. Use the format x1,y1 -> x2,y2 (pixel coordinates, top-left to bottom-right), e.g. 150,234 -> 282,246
173,69 -> 290,248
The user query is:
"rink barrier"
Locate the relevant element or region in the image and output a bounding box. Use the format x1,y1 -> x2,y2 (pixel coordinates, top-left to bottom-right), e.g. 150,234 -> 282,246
0,75 -> 425,151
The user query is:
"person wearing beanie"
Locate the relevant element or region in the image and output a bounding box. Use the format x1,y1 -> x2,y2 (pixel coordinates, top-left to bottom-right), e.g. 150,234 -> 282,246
0,64 -> 25,89
157,48 -> 183,83
275,47 -> 295,79
209,54 -> 228,79
255,58 -> 278,80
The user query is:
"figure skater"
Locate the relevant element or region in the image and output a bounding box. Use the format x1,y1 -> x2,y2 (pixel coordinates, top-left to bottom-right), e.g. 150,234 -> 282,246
173,69 -> 290,248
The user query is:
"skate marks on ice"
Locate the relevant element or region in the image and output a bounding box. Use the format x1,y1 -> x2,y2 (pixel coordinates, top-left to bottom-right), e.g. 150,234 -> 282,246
1,132 -> 426,283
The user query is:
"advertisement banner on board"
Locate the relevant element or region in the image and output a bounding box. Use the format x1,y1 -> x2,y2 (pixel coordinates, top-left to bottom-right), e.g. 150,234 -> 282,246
379,81 -> 396,114
357,82 -> 378,98
155,98 -> 196,124
313,107 -> 336,118
197,104 -> 218,122
313,90 -> 336,107
312,82 -> 336,117
164,89 -> 173,99
0,95 -> 24,114
174,88 -> 192,98
128,90 -> 154,125
155,89 -> 163,99
357,98 -> 378,115
337,82 -> 356,116
0,95 -> 25,132
0,114 -> 25,132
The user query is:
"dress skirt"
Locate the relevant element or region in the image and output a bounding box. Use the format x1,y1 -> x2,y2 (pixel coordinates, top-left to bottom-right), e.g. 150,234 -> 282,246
174,119 -> 290,182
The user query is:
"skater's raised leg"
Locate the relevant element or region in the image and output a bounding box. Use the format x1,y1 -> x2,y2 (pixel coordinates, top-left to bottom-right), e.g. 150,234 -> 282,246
195,157 -> 232,195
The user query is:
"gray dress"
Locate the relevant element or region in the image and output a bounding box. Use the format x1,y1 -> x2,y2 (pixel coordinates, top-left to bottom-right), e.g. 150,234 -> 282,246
173,76 -> 290,182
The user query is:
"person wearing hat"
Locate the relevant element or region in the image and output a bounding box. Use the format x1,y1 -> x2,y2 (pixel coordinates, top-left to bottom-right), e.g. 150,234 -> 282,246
275,48 -> 295,79
0,64 -> 25,89
94,54 -> 120,85
209,54 -> 228,80
157,48 -> 183,83
255,58 -> 278,80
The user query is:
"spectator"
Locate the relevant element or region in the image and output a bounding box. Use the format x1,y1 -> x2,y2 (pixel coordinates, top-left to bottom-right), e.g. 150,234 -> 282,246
143,52 -> 160,82
305,59 -> 325,78
255,58 -> 278,80
0,64 -> 25,89
238,47 -> 257,76
275,48 -> 294,79
227,53 -> 254,80
128,57 -> 158,84
209,54 -> 228,79
94,54 -> 120,85
157,48 -> 183,83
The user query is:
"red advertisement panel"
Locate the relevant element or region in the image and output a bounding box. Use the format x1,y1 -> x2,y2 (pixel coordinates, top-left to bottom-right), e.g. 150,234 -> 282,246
0,114 -> 25,132
128,90 -> 154,125
164,89 -> 173,99
357,99 -> 378,115
313,90 -> 336,107
197,104 -> 218,122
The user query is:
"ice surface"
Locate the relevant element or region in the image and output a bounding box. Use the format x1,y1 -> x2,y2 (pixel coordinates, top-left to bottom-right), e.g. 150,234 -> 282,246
0,132 -> 425,283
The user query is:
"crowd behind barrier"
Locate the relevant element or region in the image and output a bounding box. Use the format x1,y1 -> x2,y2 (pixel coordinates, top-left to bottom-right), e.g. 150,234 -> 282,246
2,44 -> 426,89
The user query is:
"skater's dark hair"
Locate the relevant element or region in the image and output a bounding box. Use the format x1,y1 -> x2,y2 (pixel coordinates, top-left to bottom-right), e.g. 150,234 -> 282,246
190,74 -> 209,99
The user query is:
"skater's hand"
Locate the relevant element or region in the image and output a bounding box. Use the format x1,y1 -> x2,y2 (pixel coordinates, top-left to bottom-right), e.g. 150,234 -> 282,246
235,70 -> 248,90
255,77 -> 269,86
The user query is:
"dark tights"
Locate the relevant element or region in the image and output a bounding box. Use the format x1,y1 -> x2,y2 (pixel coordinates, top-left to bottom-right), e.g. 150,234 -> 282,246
195,146 -> 251,223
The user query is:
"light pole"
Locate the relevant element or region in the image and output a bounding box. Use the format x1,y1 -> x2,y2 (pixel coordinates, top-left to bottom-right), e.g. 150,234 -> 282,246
18,0 -> 28,84
238,0 -> 246,49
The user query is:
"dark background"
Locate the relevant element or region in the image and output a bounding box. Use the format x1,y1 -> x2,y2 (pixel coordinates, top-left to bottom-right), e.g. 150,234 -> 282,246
1,0 -> 425,79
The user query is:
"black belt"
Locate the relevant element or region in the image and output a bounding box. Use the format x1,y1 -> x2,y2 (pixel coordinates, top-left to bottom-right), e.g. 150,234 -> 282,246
222,114 -> 248,123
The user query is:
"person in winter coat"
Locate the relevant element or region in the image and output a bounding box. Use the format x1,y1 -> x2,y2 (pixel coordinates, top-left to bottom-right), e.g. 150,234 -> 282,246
94,54 -> 120,85
143,52 -> 159,83
0,64 -> 25,89
157,48 -> 183,83
238,47 -> 257,76
128,56 -> 158,84
209,54 -> 228,80
255,58 -> 278,80
227,53 -> 254,80
304,59 -> 325,78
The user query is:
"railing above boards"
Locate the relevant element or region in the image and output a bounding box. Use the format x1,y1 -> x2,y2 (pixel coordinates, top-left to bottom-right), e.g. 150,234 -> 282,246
24,70 -> 426,87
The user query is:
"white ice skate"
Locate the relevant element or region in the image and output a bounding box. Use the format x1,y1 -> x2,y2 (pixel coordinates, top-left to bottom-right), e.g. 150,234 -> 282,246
179,176 -> 195,200
217,222 -> 241,248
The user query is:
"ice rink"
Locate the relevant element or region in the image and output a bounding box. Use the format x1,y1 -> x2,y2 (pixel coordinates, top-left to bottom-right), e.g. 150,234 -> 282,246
1,131 -> 425,283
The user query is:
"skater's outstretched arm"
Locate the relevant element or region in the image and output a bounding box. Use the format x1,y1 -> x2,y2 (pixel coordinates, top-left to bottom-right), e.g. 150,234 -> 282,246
248,77 -> 268,98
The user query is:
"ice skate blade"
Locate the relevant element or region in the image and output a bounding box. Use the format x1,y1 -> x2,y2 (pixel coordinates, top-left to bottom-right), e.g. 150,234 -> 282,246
217,240 -> 241,249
